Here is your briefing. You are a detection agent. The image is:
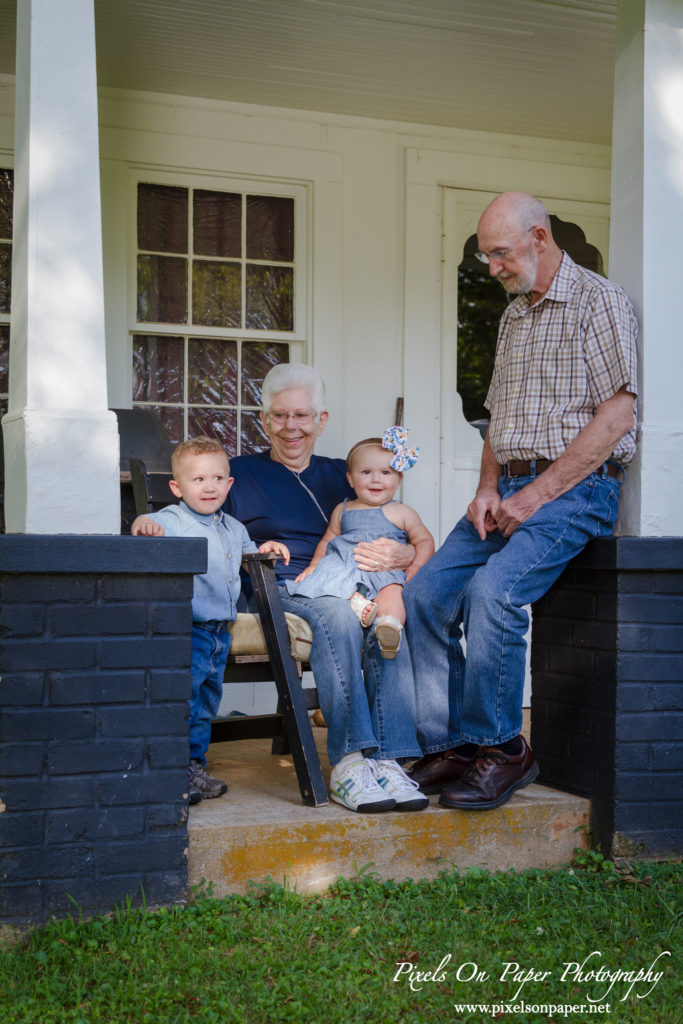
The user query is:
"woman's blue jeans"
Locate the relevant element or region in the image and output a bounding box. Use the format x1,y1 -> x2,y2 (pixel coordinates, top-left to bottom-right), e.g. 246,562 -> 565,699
279,587 -> 421,766
189,621 -> 233,764
403,469 -> 622,752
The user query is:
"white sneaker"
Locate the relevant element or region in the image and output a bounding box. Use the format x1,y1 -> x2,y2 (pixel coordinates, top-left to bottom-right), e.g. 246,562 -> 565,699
369,759 -> 429,811
330,755 -> 396,812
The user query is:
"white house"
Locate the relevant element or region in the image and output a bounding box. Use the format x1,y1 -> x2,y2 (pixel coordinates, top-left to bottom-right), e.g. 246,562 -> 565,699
0,0 -> 681,927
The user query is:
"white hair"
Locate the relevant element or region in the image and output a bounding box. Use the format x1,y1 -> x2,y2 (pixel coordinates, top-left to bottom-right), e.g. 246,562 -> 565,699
261,363 -> 327,417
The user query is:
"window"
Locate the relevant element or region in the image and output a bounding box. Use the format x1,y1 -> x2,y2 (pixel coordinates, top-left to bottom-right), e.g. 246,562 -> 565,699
132,178 -> 304,450
0,168 -> 12,420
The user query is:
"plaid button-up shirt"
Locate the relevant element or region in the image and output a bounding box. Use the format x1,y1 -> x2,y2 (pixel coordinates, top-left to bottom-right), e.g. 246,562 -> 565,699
485,252 -> 638,465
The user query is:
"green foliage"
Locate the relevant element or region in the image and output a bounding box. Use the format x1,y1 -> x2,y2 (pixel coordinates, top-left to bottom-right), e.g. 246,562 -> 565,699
457,266 -> 507,423
0,862 -> 680,1023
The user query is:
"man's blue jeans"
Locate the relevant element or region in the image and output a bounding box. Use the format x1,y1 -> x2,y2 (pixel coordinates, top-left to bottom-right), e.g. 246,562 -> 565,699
403,469 -> 622,752
280,588 -> 422,766
189,621 -> 233,765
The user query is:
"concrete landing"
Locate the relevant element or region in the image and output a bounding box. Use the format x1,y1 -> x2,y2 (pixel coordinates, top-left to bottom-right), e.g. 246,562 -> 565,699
188,726 -> 589,896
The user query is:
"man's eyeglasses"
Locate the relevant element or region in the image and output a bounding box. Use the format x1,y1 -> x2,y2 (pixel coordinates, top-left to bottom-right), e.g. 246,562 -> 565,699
475,226 -> 536,265
268,410 -> 317,426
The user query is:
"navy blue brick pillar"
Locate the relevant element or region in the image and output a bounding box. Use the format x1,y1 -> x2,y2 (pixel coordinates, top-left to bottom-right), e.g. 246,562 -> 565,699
531,537 -> 683,858
0,535 -> 206,930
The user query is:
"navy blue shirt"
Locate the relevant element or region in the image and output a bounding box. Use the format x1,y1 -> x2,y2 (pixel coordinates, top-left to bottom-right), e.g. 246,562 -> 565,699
224,450 -> 354,584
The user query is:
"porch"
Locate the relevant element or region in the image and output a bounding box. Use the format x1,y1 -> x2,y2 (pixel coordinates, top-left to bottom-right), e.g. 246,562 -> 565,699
188,713 -> 590,897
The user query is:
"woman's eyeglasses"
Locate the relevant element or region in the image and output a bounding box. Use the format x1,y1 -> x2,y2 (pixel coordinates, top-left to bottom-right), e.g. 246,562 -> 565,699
268,410 -> 317,426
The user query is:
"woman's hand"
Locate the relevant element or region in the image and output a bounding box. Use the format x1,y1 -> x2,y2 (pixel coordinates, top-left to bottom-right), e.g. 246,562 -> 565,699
353,537 -> 415,572
294,565 -> 315,583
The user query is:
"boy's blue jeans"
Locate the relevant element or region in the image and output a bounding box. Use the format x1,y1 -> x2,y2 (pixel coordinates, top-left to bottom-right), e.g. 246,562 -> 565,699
403,468 -> 622,752
189,621 -> 232,765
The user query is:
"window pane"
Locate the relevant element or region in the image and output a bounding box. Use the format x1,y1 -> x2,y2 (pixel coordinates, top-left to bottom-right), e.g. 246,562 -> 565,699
188,407 -> 237,454
144,404 -> 184,447
241,409 -> 270,453
245,266 -> 293,330
194,190 -> 241,258
0,169 -> 13,239
137,255 -> 188,323
0,323 -> 9,393
0,243 -> 11,314
138,184 -> 188,253
457,263 -> 504,423
188,337 -> 238,406
133,335 -> 184,404
246,196 -> 294,261
241,342 -> 289,407
192,260 -> 241,327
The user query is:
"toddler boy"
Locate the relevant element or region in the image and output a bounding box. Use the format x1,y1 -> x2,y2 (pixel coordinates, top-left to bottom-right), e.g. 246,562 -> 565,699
132,436 -> 289,803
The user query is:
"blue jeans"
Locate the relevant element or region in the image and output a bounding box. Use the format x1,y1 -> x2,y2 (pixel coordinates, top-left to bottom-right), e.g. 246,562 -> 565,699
279,587 -> 421,766
403,469 -> 622,751
189,621 -> 233,764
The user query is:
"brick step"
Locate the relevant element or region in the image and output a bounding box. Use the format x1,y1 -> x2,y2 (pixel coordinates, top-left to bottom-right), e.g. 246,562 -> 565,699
188,736 -> 589,896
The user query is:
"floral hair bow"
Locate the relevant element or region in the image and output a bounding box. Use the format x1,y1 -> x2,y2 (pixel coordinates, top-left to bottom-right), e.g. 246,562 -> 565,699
382,426 -> 420,472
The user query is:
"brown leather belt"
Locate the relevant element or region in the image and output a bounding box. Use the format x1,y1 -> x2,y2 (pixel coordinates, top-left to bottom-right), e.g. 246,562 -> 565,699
502,459 -> 622,479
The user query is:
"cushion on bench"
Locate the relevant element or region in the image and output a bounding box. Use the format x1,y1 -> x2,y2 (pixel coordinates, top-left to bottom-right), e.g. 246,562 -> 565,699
228,611 -> 313,663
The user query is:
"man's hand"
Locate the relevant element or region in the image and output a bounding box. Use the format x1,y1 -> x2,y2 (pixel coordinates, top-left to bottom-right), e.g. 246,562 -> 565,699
493,488 -> 544,538
466,488 -> 501,541
353,537 -> 415,572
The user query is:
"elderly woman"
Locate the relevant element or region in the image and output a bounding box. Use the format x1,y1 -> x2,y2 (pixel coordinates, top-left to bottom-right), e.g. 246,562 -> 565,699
225,363 -> 426,813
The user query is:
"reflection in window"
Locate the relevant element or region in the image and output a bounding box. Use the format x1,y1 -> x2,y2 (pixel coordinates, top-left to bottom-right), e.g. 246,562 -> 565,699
0,323 -> 9,420
0,169 -> 12,318
457,216 -> 604,428
0,170 -> 12,418
133,335 -> 288,453
137,184 -> 188,253
246,195 -> 294,261
246,266 -> 293,330
192,261 -> 241,327
194,190 -> 241,258
134,181 -> 297,453
137,255 -> 188,324
136,183 -> 295,331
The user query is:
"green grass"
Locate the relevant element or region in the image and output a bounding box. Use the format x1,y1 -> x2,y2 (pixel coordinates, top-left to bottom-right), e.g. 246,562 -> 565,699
1,857 -> 680,1024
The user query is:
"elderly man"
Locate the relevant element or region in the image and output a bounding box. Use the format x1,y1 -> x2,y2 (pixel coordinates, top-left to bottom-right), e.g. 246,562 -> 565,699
405,191 -> 638,810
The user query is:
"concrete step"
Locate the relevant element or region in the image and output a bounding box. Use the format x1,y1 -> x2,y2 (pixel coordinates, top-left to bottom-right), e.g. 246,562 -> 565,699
188,731 -> 589,896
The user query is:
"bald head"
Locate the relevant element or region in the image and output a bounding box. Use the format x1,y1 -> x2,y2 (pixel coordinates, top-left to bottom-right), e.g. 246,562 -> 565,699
479,192 -> 551,238
476,191 -> 562,303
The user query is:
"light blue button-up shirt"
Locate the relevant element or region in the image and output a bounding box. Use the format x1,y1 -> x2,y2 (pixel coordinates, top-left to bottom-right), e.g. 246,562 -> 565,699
147,500 -> 257,623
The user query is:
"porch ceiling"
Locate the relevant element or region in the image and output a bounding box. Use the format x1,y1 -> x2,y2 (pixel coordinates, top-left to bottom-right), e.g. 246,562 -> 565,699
0,0 -> 618,145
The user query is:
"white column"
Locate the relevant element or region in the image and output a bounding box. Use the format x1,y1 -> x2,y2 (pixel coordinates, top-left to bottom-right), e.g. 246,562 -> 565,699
2,0 -> 120,534
610,0 -> 683,537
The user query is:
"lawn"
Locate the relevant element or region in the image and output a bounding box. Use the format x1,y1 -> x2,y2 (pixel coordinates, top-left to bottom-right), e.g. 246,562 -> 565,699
1,855 -> 680,1024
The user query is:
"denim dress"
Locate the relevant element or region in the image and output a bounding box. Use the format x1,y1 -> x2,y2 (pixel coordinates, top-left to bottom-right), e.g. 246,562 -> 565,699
286,500 -> 407,601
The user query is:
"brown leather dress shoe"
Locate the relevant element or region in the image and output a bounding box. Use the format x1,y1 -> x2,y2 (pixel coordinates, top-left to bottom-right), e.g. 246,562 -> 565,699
407,748 -> 478,794
438,738 -> 538,810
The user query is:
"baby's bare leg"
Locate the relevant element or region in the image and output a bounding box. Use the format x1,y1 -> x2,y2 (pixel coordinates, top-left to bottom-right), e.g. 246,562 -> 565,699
375,583 -> 405,624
